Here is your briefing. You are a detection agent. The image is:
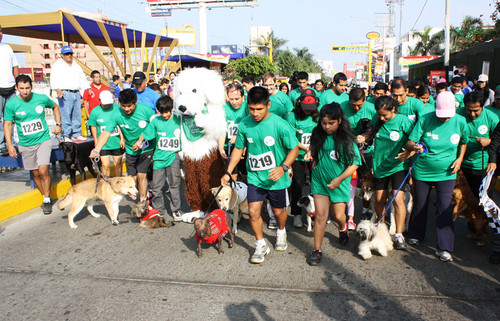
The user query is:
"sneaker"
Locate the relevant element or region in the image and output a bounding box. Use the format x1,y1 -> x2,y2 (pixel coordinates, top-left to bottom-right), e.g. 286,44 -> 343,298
489,251 -> 500,264
347,220 -> 357,231
63,137 -> 72,143
339,229 -> 349,246
172,210 -> 183,222
307,250 -> 322,266
293,215 -> 303,228
71,135 -> 87,142
250,242 -> 270,264
41,201 -> 52,215
394,235 -> 408,250
267,217 -> 278,230
275,231 -> 288,251
408,238 -> 421,246
435,250 -> 453,262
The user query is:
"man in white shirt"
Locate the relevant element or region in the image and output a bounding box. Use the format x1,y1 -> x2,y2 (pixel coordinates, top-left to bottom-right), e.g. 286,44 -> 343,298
0,25 -> 19,155
50,45 -> 90,142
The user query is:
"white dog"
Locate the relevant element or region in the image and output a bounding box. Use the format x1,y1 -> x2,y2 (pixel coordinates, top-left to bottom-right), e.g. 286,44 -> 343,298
211,181 -> 249,234
356,219 -> 394,260
297,194 -> 331,232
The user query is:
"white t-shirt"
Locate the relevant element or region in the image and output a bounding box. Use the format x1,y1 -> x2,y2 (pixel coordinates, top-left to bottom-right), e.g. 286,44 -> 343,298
50,58 -> 90,91
0,42 -> 19,88
233,181 -> 248,205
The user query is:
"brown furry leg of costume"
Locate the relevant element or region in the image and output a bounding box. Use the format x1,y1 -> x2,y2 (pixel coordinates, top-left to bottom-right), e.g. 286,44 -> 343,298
184,149 -> 226,212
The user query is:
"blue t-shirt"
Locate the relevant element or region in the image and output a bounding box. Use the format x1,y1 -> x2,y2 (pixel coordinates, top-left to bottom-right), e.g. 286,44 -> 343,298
133,87 -> 160,111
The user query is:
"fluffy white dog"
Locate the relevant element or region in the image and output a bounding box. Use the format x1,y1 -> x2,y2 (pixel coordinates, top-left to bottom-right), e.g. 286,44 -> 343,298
356,220 -> 394,260
173,68 -> 228,217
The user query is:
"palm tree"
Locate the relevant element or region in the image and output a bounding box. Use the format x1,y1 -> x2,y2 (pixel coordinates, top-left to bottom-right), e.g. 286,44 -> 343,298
408,26 -> 441,56
252,31 -> 288,55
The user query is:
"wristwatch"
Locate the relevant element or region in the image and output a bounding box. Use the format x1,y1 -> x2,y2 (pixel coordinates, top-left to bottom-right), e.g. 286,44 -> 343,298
281,164 -> 289,172
55,123 -> 62,127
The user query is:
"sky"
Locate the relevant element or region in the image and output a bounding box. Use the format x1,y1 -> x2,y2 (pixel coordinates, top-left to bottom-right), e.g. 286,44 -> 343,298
1,0 -> 496,71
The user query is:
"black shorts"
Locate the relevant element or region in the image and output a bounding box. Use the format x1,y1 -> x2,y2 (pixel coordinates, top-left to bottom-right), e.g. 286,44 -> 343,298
125,150 -> 153,176
101,148 -> 124,156
247,184 -> 288,208
374,170 -> 408,191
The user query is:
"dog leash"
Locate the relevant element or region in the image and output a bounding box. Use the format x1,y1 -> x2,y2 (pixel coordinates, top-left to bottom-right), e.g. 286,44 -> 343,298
377,142 -> 428,226
204,171 -> 235,214
90,152 -> 113,193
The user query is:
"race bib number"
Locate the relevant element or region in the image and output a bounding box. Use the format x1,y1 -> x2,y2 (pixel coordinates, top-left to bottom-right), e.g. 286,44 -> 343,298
227,123 -> 239,139
21,119 -> 44,136
301,133 -> 311,147
158,137 -> 180,151
101,126 -> 119,137
248,151 -> 276,171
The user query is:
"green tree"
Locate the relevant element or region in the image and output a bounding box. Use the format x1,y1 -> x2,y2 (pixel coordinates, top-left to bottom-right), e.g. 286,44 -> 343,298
252,31 -> 288,55
276,50 -> 300,77
226,55 -> 277,80
408,26 -> 442,56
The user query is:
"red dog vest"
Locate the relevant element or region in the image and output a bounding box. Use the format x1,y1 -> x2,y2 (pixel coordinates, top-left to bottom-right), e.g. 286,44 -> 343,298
195,209 -> 229,244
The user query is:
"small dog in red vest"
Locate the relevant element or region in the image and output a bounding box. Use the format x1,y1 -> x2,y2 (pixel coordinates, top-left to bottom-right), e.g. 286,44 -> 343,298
193,209 -> 234,257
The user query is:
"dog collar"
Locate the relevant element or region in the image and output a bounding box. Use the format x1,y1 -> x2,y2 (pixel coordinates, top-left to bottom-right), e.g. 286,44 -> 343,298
307,211 -> 315,217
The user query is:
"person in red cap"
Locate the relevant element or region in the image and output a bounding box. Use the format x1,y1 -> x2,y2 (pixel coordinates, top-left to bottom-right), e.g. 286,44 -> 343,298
287,88 -> 319,228
401,91 -> 468,262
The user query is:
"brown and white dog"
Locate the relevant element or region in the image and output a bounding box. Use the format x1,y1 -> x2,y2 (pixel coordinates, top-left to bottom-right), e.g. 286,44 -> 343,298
193,209 -> 234,257
139,210 -> 174,229
58,176 -> 138,229
452,170 -> 488,246
210,181 -> 248,233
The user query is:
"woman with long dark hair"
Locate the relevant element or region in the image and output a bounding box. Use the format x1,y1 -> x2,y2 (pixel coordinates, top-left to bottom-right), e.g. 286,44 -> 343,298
304,103 -> 361,265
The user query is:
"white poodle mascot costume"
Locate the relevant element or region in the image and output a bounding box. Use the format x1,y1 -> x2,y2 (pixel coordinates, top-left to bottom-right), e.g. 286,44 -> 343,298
174,68 -> 227,216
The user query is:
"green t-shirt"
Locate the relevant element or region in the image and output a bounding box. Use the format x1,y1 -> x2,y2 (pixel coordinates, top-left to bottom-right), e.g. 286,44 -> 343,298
366,95 -> 375,104
88,104 -> 121,151
4,93 -> 55,147
142,115 -> 181,170
235,113 -> 299,190
455,93 -> 465,108
270,90 -> 294,113
408,113 -> 468,181
485,104 -> 500,119
372,114 -> 414,178
311,137 -> 362,202
223,101 -> 249,147
289,87 -> 319,106
396,96 -> 425,123
286,112 -> 317,161
269,100 -> 288,119
421,101 -> 436,116
458,107 -> 499,170
319,89 -> 349,109
340,100 -> 376,136
104,103 -> 155,156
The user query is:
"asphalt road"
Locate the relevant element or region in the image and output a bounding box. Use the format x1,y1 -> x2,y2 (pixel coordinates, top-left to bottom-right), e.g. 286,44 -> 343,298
1,194 -> 500,321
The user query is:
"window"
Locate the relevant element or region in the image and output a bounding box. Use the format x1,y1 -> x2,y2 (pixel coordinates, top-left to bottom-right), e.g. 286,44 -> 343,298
44,64 -> 51,69
44,54 -> 50,59
43,44 -> 49,49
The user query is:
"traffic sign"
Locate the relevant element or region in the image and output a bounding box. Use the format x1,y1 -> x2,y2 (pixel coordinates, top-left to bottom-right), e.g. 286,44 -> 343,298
331,45 -> 369,52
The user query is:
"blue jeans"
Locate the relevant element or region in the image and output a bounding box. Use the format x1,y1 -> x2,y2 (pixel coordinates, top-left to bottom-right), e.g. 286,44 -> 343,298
58,91 -> 82,138
0,91 -> 16,149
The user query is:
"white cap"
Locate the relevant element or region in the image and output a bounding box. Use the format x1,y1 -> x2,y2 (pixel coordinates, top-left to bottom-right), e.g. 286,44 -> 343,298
99,90 -> 114,105
478,74 -> 489,82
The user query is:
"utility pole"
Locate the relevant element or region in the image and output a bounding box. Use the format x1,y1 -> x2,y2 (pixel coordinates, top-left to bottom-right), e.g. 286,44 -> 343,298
444,0 -> 450,79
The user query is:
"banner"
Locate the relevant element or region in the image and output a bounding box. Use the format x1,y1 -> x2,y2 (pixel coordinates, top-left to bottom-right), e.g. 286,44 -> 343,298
398,55 -> 442,66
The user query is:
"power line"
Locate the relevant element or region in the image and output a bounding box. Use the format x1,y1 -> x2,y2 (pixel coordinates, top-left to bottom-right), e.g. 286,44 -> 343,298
0,0 -> 33,13
411,0 -> 429,31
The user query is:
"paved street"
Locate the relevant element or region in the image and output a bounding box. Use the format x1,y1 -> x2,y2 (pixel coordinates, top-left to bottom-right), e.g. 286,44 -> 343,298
1,195 -> 500,321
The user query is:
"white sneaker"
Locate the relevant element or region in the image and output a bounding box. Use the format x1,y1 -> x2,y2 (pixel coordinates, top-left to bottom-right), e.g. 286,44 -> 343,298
63,137 -> 72,143
435,250 -> 453,262
250,242 -> 270,264
72,135 -> 87,141
275,231 -> 288,251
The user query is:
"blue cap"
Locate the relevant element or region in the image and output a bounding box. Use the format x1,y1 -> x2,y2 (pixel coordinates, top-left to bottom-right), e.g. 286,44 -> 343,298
61,46 -> 73,54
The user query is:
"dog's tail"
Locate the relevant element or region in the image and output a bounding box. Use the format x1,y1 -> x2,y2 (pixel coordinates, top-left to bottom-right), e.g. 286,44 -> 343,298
57,187 -> 74,210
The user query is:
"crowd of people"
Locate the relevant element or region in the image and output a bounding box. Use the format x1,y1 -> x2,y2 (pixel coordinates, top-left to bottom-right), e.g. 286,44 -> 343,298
3,42 -> 500,266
